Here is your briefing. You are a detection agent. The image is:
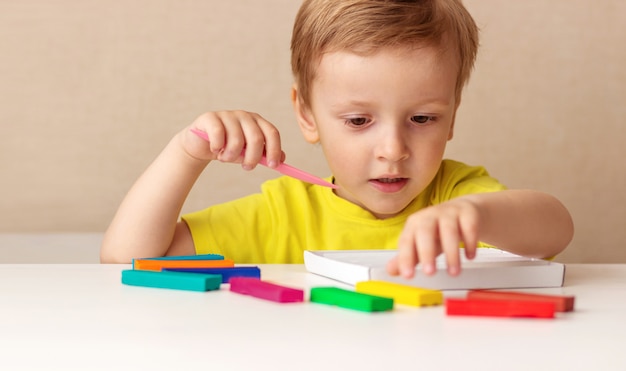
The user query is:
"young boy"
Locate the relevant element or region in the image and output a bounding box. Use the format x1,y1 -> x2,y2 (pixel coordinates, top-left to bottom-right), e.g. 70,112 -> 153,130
101,0 -> 574,278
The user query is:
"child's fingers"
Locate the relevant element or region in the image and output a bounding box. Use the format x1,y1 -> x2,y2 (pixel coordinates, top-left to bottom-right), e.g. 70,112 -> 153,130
385,255 -> 401,276
414,217 -> 439,276
187,111 -> 283,166
240,112 -> 282,168
190,112 -> 226,155
395,226 -> 421,279
216,111 -> 248,162
237,113 -> 267,169
438,216 -> 462,276
184,113 -> 229,161
459,210 -> 479,260
254,115 -> 283,168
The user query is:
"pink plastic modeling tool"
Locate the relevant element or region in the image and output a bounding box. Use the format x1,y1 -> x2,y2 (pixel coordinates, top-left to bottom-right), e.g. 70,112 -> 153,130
190,128 -> 338,189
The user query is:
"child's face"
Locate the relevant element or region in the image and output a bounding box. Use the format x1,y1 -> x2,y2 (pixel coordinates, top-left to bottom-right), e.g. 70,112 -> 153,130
295,45 -> 459,219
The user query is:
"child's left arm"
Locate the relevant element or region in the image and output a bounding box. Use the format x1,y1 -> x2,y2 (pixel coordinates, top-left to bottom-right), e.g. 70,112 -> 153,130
386,189 -> 574,278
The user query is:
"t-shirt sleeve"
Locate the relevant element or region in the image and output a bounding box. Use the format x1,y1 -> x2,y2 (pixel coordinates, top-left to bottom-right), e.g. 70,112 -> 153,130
435,160 -> 507,201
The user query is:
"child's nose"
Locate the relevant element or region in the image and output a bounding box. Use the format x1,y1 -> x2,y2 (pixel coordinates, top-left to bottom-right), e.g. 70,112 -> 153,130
375,128 -> 410,162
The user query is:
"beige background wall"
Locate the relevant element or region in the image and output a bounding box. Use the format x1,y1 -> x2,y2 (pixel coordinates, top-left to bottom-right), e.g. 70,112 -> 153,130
1,1 -> 624,263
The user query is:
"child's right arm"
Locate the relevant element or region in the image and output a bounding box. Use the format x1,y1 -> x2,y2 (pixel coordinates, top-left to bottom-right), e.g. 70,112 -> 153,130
100,111 -> 283,263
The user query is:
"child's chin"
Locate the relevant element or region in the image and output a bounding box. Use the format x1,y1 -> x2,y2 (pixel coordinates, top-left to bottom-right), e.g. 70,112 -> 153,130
365,204 -> 407,220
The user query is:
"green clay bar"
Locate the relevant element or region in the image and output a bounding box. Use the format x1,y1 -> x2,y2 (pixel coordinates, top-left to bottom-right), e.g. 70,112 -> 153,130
310,287 -> 394,312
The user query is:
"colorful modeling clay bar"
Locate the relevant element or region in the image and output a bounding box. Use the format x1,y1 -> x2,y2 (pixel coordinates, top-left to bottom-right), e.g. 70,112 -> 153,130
310,287 -> 394,312
138,253 -> 225,261
132,256 -> 234,271
165,266 -> 261,283
355,280 -> 443,307
446,290 -> 575,319
229,277 -> 304,303
122,270 -> 222,292
467,290 -> 575,312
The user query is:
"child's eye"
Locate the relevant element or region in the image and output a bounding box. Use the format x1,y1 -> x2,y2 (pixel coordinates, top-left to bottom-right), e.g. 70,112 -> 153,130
345,117 -> 370,127
411,115 -> 434,124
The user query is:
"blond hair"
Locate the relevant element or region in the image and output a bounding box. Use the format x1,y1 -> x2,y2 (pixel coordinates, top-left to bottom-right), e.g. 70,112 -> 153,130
291,0 -> 479,107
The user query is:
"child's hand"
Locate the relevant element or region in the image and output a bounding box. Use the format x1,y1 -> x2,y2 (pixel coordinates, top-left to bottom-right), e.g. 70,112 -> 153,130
183,111 -> 284,170
386,197 -> 481,278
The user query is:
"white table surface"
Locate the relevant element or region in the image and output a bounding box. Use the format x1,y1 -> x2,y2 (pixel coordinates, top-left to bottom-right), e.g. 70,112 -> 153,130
0,263 -> 625,370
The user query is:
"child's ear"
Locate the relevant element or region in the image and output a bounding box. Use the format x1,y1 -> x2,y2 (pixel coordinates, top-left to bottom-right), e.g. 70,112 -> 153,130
291,85 -> 320,144
448,114 -> 455,141
448,99 -> 461,141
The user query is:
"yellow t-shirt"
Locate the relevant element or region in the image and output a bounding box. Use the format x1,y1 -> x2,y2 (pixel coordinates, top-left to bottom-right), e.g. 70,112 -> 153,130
182,159 -> 507,263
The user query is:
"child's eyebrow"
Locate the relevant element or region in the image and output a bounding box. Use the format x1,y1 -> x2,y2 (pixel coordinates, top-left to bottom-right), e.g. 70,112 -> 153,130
413,99 -> 455,111
330,97 -> 454,111
406,93 -> 457,108
332,99 -> 372,109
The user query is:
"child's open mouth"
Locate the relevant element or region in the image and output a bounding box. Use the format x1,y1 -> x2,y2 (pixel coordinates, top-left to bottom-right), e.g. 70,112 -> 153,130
377,178 -> 404,183
370,177 -> 408,192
